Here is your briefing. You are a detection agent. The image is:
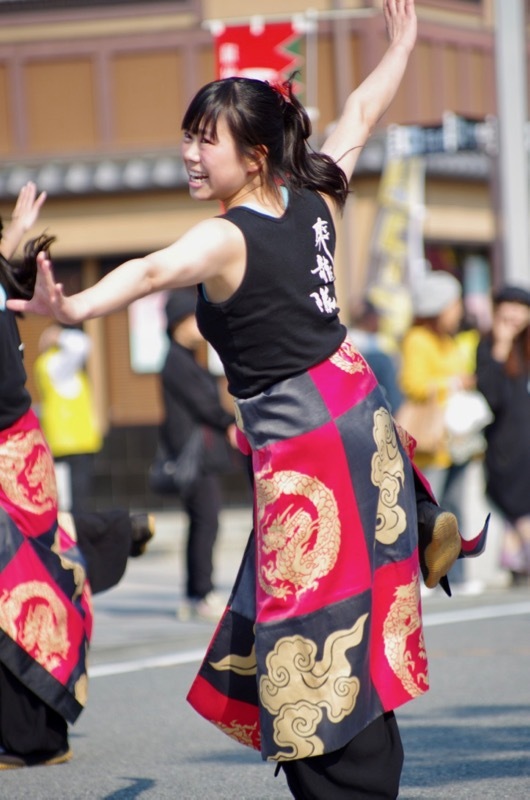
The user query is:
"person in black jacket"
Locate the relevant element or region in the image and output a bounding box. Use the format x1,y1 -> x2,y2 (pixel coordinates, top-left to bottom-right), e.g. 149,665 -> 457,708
476,285 -> 530,584
159,289 -> 240,621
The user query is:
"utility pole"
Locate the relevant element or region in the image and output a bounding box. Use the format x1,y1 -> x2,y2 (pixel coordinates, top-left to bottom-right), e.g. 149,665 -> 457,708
494,0 -> 530,288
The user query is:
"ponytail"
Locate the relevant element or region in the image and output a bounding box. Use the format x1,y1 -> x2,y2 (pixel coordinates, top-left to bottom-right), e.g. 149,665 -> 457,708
277,79 -> 349,208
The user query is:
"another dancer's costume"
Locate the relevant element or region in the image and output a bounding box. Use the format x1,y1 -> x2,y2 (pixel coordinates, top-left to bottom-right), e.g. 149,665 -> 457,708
0,279 -> 92,732
0,410 -> 92,725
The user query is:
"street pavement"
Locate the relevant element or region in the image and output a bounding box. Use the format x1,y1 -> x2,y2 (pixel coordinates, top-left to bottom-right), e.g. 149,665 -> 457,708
2,505 -> 530,799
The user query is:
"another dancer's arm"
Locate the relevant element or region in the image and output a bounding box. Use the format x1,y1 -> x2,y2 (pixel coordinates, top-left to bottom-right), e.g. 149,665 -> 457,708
0,182 -> 47,260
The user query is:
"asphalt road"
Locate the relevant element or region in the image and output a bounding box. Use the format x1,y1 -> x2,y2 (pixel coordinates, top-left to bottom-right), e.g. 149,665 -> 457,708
2,508 -> 529,799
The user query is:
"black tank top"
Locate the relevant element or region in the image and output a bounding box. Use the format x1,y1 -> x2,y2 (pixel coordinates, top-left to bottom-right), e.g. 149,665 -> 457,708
0,278 -> 32,430
196,188 -> 346,399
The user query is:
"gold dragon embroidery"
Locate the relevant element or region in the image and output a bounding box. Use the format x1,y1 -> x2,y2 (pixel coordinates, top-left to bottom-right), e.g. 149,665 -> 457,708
371,407 -> 407,545
383,577 -> 428,697
259,614 -> 369,760
215,720 -> 260,749
0,429 -> 56,513
0,580 -> 70,671
255,470 -> 341,600
329,338 -> 366,374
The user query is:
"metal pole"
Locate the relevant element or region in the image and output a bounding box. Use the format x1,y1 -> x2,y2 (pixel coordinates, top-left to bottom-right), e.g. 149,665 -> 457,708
494,0 -> 530,288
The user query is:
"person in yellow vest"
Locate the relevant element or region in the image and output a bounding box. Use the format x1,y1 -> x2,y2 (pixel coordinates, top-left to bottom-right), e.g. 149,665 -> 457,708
34,324 -> 103,512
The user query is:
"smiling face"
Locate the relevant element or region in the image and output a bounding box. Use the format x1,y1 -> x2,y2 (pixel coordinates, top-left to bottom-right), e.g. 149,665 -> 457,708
181,116 -> 260,208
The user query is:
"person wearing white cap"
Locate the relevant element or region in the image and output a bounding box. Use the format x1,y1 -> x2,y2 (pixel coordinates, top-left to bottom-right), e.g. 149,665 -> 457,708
400,269 -> 479,591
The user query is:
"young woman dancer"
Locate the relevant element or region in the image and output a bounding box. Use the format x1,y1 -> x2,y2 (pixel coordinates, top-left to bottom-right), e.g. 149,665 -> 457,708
9,1 -> 486,794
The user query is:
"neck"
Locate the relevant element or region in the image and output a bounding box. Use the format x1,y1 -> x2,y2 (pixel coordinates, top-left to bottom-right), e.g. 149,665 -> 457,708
226,180 -> 284,216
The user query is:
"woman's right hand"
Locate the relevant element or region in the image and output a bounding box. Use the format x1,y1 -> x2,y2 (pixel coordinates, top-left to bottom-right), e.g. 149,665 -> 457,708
491,305 -> 529,361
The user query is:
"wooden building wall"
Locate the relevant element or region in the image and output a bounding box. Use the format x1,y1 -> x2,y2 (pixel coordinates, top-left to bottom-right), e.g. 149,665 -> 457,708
0,0 -> 516,432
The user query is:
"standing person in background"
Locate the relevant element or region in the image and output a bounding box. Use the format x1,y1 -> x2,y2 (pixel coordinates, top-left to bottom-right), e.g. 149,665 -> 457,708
9,3 -> 488,794
476,285 -> 530,585
348,297 -> 403,413
34,322 -> 103,512
399,269 -> 480,592
158,289 -> 240,622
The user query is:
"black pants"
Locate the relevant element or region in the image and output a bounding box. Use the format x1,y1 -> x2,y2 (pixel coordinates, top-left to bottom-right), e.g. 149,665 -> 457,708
281,712 -> 404,800
182,474 -> 221,599
0,662 -> 68,757
55,452 -> 95,513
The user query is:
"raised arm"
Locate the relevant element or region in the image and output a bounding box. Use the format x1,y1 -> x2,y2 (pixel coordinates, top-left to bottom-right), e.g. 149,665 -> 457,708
322,0 -> 417,182
0,182 -> 47,260
7,216 -> 244,324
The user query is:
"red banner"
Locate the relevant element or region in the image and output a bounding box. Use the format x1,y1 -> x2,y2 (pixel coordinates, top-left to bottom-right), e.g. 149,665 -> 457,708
214,22 -> 303,86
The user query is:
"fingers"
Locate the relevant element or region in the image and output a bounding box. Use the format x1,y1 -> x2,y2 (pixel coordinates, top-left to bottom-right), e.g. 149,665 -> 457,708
12,181 -> 46,228
384,0 -> 417,47
34,189 -> 47,213
5,297 -> 28,313
36,250 -> 58,291
14,181 -> 37,212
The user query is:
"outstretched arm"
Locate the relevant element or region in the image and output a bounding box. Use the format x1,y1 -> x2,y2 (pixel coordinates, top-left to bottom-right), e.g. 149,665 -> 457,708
322,0 -> 417,182
0,182 -> 47,260
6,216 -> 244,324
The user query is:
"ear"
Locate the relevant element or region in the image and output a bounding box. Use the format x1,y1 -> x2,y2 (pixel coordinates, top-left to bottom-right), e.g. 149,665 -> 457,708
247,145 -> 268,175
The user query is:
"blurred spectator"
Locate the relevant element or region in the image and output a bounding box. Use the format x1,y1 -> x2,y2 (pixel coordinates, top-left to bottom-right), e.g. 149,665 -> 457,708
156,289 -> 241,622
348,297 -> 403,413
476,285 -> 530,585
399,269 -> 481,592
34,325 -> 102,512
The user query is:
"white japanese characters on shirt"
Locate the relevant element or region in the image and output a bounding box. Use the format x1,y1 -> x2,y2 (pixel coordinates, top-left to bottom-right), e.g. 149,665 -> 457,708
310,217 -> 337,314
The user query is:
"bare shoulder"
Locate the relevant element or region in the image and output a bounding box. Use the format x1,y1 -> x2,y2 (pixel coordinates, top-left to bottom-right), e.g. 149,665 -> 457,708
182,216 -> 244,258
185,217 -> 247,301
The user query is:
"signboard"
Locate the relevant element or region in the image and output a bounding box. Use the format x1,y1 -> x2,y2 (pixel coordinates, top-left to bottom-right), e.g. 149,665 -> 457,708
214,21 -> 304,88
128,291 -> 169,373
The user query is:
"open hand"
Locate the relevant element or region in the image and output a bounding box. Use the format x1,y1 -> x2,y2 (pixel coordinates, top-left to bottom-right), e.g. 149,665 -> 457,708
7,250 -> 76,323
384,0 -> 417,56
11,181 -> 47,233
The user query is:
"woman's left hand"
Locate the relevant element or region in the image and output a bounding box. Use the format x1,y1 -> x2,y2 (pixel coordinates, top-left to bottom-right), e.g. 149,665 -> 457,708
7,250 -> 81,323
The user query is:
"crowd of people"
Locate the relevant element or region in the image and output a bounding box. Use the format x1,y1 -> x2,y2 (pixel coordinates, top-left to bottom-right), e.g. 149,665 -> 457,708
350,268 -> 530,593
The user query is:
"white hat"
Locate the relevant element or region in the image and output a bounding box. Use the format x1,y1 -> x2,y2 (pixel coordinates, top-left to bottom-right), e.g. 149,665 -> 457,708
411,271 -> 461,317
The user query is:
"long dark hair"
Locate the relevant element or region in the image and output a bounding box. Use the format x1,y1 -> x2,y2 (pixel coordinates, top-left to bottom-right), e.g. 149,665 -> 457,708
0,224 -> 55,300
501,325 -> 530,379
182,76 -> 350,210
